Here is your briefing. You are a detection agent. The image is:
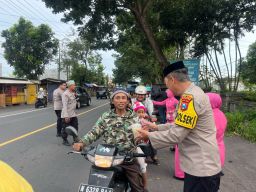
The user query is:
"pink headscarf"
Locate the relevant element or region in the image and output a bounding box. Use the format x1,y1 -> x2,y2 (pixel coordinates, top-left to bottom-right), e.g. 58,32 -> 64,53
206,93 -> 227,167
207,93 -> 222,109
133,101 -> 147,112
166,89 -> 174,98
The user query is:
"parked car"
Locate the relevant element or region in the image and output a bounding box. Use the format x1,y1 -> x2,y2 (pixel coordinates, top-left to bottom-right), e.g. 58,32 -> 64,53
75,86 -> 91,109
96,86 -> 109,99
126,81 -> 139,94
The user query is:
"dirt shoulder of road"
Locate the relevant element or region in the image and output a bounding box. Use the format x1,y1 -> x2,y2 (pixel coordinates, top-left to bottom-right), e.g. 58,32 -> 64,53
147,136 -> 256,192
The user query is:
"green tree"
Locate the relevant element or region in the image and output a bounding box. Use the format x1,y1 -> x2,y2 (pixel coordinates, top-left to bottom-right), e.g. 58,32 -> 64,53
241,42 -> 256,84
42,0 -> 171,69
113,35 -> 164,84
43,0 -> 256,84
1,17 -> 58,79
191,0 -> 256,91
113,9 -> 178,84
61,37 -> 106,85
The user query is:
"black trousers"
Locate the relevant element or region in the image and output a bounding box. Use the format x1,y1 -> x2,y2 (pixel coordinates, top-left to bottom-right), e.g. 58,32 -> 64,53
148,140 -> 157,159
61,117 -> 78,141
55,110 -> 62,135
184,172 -> 221,192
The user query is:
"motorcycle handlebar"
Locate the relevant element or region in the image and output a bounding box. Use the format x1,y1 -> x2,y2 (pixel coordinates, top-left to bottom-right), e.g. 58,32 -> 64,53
67,151 -> 87,156
131,153 -> 147,158
68,146 -> 147,159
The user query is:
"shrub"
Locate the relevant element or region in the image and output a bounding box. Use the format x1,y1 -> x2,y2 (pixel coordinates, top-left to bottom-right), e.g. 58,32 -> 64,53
226,110 -> 256,142
240,91 -> 256,102
242,120 -> 256,142
226,111 -> 245,134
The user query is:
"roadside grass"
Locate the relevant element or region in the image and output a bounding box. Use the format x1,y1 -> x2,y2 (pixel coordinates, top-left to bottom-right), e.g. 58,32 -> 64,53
226,110 -> 256,143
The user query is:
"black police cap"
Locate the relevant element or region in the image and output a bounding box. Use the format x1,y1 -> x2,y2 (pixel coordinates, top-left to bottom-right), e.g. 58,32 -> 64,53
163,61 -> 186,77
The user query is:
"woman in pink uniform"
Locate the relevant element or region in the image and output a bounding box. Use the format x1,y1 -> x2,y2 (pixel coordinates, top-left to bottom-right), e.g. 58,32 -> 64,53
153,89 -> 179,123
207,92 -> 227,170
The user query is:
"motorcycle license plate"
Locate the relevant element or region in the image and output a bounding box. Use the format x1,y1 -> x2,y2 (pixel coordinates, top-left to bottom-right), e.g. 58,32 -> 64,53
78,184 -> 113,192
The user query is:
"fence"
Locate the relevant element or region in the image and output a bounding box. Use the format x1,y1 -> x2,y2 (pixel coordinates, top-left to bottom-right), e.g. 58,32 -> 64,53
221,93 -> 256,112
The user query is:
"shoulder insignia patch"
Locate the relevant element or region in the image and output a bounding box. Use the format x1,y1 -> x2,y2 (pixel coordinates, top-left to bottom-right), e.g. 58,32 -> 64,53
175,94 -> 198,129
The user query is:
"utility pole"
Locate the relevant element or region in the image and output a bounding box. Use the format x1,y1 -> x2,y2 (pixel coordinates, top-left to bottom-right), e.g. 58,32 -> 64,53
0,63 -> 2,77
58,45 -> 61,80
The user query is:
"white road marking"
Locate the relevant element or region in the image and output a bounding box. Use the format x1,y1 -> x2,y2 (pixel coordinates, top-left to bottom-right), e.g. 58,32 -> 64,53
0,106 -> 54,118
0,102 -> 110,147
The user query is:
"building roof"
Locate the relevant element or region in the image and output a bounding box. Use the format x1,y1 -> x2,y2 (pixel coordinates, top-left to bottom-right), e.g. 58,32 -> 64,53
40,78 -> 66,84
0,77 -> 33,85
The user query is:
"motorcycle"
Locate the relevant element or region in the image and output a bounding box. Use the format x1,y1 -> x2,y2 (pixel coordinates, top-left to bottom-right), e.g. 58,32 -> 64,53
35,97 -> 47,108
66,127 -> 153,192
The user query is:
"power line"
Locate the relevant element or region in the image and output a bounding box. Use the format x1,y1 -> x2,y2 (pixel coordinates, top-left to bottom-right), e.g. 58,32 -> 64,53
25,0 -> 79,38
23,0 -> 59,22
20,0 -> 70,35
0,20 -> 13,25
1,0 -> 70,38
0,21 -> 70,38
0,4 -> 16,16
2,0 -> 28,19
7,0 -> 68,35
0,11 -> 72,25
8,0 -> 40,18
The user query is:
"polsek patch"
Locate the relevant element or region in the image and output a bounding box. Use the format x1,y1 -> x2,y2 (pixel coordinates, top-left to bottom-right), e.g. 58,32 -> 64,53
175,94 -> 198,129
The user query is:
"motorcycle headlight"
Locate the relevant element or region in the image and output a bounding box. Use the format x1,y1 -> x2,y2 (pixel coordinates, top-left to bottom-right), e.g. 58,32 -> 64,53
95,155 -> 113,168
87,154 -> 95,164
112,158 -> 124,166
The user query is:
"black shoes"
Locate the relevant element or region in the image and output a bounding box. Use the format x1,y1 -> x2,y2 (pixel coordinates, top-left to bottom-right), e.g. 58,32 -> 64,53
170,147 -> 175,152
173,176 -> 184,181
56,133 -> 62,137
152,158 -> 160,165
62,140 -> 71,146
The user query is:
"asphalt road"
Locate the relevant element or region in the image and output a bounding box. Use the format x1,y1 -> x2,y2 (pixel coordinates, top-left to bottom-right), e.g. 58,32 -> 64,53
0,98 -> 110,192
0,99 -> 256,192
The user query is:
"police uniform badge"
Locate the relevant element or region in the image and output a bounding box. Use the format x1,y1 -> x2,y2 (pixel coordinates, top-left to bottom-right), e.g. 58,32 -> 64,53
175,94 -> 198,129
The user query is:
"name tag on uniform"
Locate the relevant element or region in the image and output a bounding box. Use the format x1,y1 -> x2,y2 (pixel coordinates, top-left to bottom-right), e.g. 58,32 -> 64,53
175,94 -> 198,129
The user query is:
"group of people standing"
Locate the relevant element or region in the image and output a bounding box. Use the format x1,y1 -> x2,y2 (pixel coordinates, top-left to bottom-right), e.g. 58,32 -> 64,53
137,61 -> 227,192
129,80 -> 227,184
61,60 -> 227,192
53,80 -> 79,146
73,59 -> 228,192
152,85 -> 227,181
0,61 -> 228,192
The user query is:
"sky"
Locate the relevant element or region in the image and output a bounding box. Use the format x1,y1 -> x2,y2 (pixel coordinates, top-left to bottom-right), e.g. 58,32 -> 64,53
0,0 -> 115,77
0,0 -> 255,79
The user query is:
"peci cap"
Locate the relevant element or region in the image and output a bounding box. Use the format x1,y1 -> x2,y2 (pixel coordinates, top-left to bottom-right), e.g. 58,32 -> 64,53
67,80 -> 75,87
163,61 -> 186,77
110,90 -> 130,101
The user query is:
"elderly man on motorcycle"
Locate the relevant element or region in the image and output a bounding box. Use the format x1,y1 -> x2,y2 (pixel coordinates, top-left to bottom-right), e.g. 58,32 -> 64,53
35,87 -> 47,108
73,90 -> 147,192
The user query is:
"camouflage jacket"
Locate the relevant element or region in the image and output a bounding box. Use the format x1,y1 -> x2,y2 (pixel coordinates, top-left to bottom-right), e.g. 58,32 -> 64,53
81,109 -> 139,152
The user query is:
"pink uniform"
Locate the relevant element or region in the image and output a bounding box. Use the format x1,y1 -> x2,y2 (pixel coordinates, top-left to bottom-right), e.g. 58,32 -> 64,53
153,90 -> 179,123
207,93 -> 227,167
172,93 -> 227,179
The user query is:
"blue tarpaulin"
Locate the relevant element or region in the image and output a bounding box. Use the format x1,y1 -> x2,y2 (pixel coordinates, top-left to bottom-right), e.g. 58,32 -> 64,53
84,83 -> 98,88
